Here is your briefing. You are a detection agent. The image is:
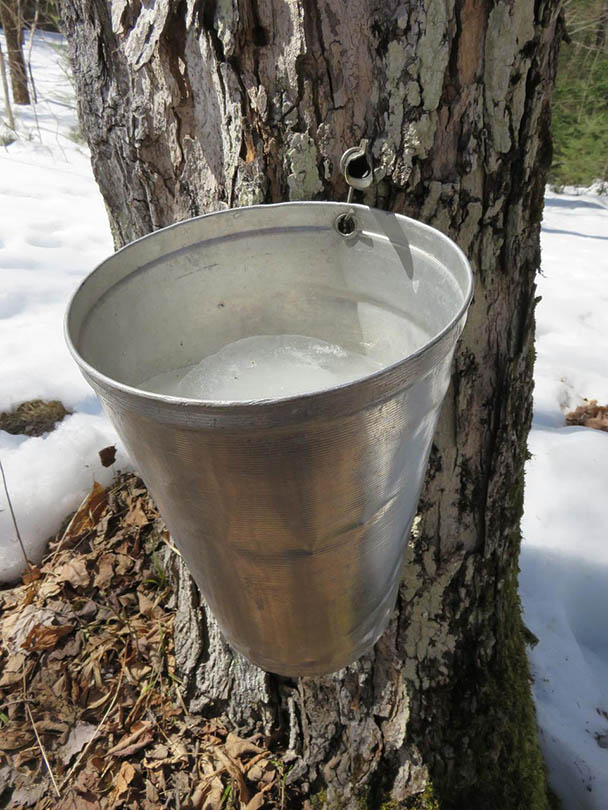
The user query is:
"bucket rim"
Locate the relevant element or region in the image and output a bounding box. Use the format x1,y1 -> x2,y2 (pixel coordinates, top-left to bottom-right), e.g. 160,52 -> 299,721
65,201 -> 474,415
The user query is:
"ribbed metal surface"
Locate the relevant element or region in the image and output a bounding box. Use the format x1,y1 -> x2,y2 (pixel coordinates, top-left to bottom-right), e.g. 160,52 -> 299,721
66,202 -> 473,676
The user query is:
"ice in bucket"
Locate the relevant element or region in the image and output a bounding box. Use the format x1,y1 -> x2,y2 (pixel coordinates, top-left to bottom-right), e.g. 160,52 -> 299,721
141,335 -> 388,400
66,202 -> 473,676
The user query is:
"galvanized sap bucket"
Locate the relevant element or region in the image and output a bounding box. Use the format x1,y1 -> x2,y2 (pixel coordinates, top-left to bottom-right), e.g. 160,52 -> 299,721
66,202 -> 473,676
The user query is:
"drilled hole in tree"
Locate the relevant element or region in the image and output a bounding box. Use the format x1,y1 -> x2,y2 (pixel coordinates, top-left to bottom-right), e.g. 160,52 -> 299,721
346,153 -> 371,180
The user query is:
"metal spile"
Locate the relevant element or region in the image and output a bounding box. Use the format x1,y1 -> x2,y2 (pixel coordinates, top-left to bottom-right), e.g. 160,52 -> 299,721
66,202 -> 473,676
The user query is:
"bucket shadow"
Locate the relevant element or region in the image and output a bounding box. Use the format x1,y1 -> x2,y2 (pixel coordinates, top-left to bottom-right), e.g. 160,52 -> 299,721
544,197 -> 608,212
542,226 -> 608,242
369,208 -> 415,279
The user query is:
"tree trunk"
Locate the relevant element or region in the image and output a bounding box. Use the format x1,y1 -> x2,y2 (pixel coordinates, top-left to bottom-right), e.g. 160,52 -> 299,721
61,1 -> 563,807
0,0 -> 30,105
0,41 -> 15,128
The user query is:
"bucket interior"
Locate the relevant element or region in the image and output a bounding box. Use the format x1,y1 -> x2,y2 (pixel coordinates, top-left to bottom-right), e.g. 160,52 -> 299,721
67,204 -> 472,400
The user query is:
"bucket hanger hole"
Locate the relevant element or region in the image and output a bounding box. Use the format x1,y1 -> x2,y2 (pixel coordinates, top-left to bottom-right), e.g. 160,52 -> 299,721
334,212 -> 357,237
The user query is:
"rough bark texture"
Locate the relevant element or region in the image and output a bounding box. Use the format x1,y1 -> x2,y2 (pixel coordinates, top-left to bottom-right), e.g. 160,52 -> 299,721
0,41 -> 16,128
61,2 -> 563,807
0,0 -> 30,105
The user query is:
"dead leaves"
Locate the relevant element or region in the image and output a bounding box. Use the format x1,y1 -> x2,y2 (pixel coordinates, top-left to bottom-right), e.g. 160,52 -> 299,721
125,497 -> 151,528
99,445 -> 117,468
2,603 -> 75,652
225,732 -> 265,760
566,399 -> 608,431
106,721 -> 154,758
0,728 -> 34,751
59,481 -> 107,547
53,558 -> 90,589
0,474 -> 288,810
23,622 -> 75,651
60,723 -> 98,765
112,760 -> 137,804
0,652 -> 31,686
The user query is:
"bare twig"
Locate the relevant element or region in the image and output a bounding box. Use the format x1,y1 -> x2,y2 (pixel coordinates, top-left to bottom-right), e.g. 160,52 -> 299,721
48,486 -> 97,565
0,456 -> 33,575
25,1 -> 39,105
145,707 -> 187,761
174,679 -> 189,716
24,703 -> 61,796
59,668 -> 124,791
23,666 -> 61,797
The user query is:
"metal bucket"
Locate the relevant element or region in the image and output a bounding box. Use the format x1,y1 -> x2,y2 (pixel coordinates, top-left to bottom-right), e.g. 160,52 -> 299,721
66,202 -> 473,676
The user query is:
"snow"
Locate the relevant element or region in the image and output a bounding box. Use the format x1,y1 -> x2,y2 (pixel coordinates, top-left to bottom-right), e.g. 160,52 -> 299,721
1,30 -> 608,809
520,188 -> 608,809
141,335 -> 385,401
0,30 -> 129,582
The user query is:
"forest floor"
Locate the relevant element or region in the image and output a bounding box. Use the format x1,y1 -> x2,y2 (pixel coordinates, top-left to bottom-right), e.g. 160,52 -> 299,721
1,29 -> 607,810
0,473 -> 289,809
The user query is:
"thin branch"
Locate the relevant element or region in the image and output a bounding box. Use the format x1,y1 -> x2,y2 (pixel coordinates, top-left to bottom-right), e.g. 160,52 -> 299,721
25,2 -> 40,105
59,668 -> 124,792
23,666 -> 61,798
0,456 -> 33,575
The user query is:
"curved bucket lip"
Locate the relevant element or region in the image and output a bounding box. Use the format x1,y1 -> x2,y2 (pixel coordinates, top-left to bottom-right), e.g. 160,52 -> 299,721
65,201 -> 474,419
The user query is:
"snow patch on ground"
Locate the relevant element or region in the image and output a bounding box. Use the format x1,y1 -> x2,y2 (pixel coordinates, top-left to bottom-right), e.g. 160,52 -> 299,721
0,30 -> 127,580
520,190 -> 608,810
0,415 -> 130,582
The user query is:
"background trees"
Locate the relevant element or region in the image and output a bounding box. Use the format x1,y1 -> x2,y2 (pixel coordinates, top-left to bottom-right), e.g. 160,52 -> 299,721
551,0 -> 608,186
0,1 -> 30,105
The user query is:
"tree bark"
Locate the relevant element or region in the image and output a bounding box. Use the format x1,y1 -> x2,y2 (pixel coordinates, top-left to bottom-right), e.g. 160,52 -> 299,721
0,41 -> 15,128
0,0 -> 30,105
61,1 -> 563,807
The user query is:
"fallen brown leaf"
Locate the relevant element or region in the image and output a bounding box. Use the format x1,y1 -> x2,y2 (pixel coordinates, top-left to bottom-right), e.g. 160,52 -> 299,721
55,558 -> 90,589
137,591 -> 161,619
60,722 -> 98,765
201,776 -> 224,810
22,622 -> 75,651
61,482 -> 107,545
566,399 -> 608,431
22,565 -> 41,585
57,790 -> 101,810
99,445 -> 117,467
93,553 -> 115,589
112,760 -> 136,804
0,652 -> 28,686
0,728 -> 34,751
36,578 -> 62,599
35,717 -> 70,737
215,748 -> 250,804
245,790 -> 269,810
125,499 -> 150,528
225,732 -> 264,759
106,721 -> 153,758
2,604 -> 67,651
115,553 -> 134,576
8,781 -> 47,807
